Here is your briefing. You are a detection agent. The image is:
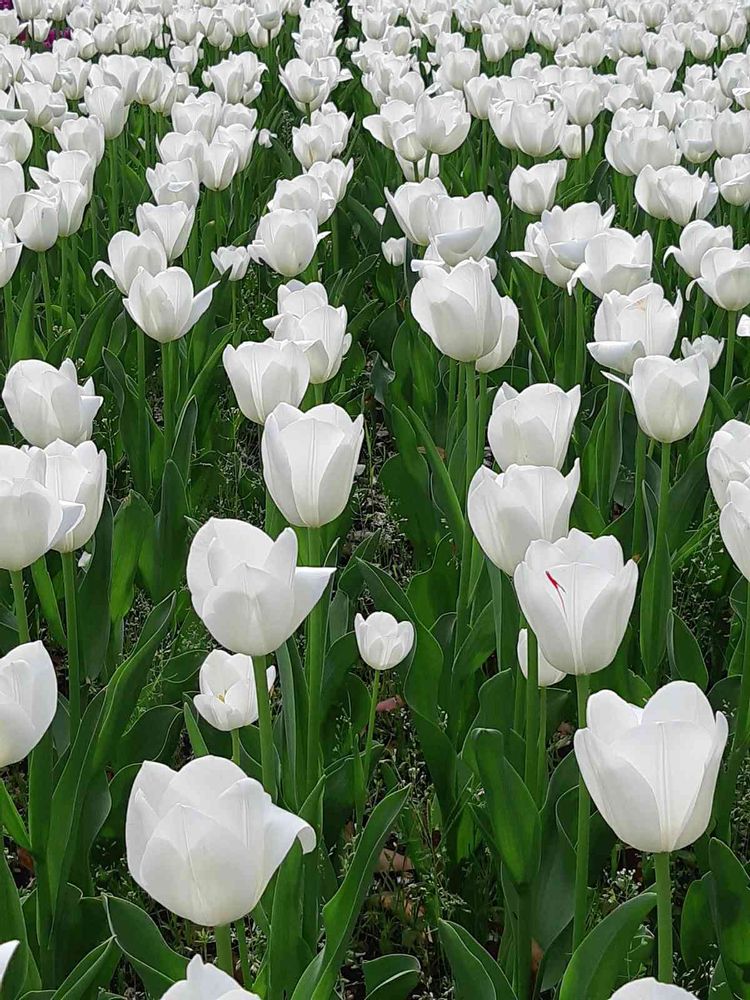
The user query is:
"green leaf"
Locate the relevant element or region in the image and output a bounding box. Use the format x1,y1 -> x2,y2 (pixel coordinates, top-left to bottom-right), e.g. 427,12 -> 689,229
51,939 -> 119,1000
364,954 -> 421,1000
110,492 -> 153,622
708,838 -> 750,998
639,528 -> 672,679
438,920 -> 515,1000
471,728 -> 540,887
0,845 -> 29,1000
104,896 -> 187,996
667,612 -> 709,690
10,276 -> 40,364
78,500 -> 113,682
0,779 -> 30,849
29,557 -> 66,646
559,892 -> 657,1000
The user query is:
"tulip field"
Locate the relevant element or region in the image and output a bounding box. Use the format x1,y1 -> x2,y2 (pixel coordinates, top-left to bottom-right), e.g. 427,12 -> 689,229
6,1 -> 750,999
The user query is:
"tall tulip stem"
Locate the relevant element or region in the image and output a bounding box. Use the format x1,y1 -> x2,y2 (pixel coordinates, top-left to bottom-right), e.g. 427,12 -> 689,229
516,886 -> 532,1000
573,673 -> 590,949
231,728 -> 241,767
161,341 -> 175,458
456,363 -> 478,646
215,924 -> 234,977
3,282 -> 13,366
523,624 -> 540,804
364,668 -> 381,788
62,552 -> 82,737
724,311 -> 738,398
38,252 -> 54,345
657,441 -> 671,547
654,852 -> 673,983
632,429 -> 648,560
253,653 -> 275,799
10,570 -> 29,644
236,919 -> 251,986
304,527 -> 326,796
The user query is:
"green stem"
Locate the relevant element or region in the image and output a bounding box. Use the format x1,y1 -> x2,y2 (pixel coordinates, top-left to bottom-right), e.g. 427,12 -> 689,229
215,924 -> 234,977
718,580 -> 750,838
137,328 -> 151,494
523,625 -> 539,804
304,528 -> 326,795
161,341 -> 175,458
654,852 -> 673,983
656,441 -> 671,547
253,653 -> 275,798
10,570 -> 29,643
537,687 -> 547,797
38,252 -> 53,344
456,364 -> 478,642
236,919 -> 251,986
364,669 -> 381,784
231,728 -> 241,767
3,281 -> 13,366
573,673 -> 591,949
62,552 -> 81,738
574,282 -> 586,389
632,428 -> 648,559
516,887 -> 532,1000
724,310 -> 737,398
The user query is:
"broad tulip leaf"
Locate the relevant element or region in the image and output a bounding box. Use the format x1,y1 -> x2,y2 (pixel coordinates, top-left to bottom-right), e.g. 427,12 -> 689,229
29,556 -> 66,646
709,838 -> 750,997
50,938 -> 119,1000
667,612 -> 709,690
10,276 -> 40,364
0,845 -> 29,1000
639,526 -> 672,680
110,492 -> 153,623
364,954 -> 421,1000
104,896 -> 187,995
559,892 -> 657,1000
78,500 -> 113,682
438,920 -> 515,1000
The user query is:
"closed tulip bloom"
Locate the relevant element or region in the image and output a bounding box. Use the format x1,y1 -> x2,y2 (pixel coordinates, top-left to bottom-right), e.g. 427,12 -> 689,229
211,245 -> 251,282
414,91 -> 471,155
514,530 -> 638,675
663,219 -> 733,279
194,650 -> 276,732
475,296 -> 519,373
382,237 -> 407,266
0,447 -> 83,571
0,160 -> 24,219
136,202 -> 195,262
589,283 -> 682,374
126,756 -> 316,926
305,159 -> 354,206
508,161 -> 566,215
714,154 -> 750,207
92,230 -> 168,294
720,477 -> 750,580
421,192 -> 500,265
249,209 -> 326,278
635,165 -> 718,226
605,124 -> 681,178
83,85 -> 129,139
268,174 -> 336,226
146,160 -> 201,210
708,420 -> 750,508
510,100 -> 568,157
712,108 -> 750,157
693,246 -> 750,311
34,440 -> 106,552
262,403 -> 364,528
272,303 -> 351,383
3,358 -> 102,447
468,460 -> 580,575
55,115 -> 105,165
223,340 -> 310,424
570,229 -> 652,298
575,682 -> 728,852
517,628 -> 566,687
161,954 -> 260,1000
609,980 -> 698,1000
11,189 -> 59,252
354,611 -> 415,670
0,219 -> 22,289
681,334 -> 724,370
0,640 -> 57,766
124,268 -> 217,344
292,122 -> 336,168
489,383 -> 580,470
188,520 -> 333,655
264,281 -> 328,332
384,178 -> 447,247
411,258 -> 505,363
607,354 -> 710,444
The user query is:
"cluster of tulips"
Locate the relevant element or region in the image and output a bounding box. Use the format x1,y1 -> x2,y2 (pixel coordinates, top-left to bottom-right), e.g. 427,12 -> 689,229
2,0 -> 750,993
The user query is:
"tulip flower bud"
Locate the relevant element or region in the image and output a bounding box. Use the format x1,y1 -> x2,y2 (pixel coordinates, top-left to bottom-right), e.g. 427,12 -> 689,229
681,334 -> 724,370
248,208 -> 327,278
124,268 -> 217,343
188,520 -> 333,655
517,628 -> 565,687
194,650 -> 276,732
575,682 -> 727,853
715,153 -> 750,207
126,756 -> 316,925
589,283 -> 682,375
385,177 -> 448,246
211,245 -> 251,282
223,340 -> 310,424
34,440 -> 107,553
606,354 -> 710,444
508,161 -> 567,215
10,189 -> 60,252
708,420 -> 750,509
354,611 -> 415,670
411,258 -> 506,363
382,237 -> 407,266
514,530 -> 638,675
468,461 -> 580,575
0,446 -> 84,570
3,358 -> 102,447
694,245 -> 750,311
609,979 -> 699,1000
569,228 -> 653,298
262,402 -> 364,528
425,192 -> 501,266
162,955 -> 261,1000
0,641 -> 57,766
489,383 -> 580,470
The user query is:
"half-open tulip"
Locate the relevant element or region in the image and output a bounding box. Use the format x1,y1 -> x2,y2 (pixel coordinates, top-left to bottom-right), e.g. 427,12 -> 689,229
488,383 -> 580,470
223,340 -> 310,424
194,650 -> 276,732
0,640 -> 57,766
3,358 -> 102,447
354,611 -> 415,670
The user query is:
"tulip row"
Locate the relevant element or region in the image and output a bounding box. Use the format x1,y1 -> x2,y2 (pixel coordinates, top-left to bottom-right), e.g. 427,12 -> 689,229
3,0 -> 750,998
